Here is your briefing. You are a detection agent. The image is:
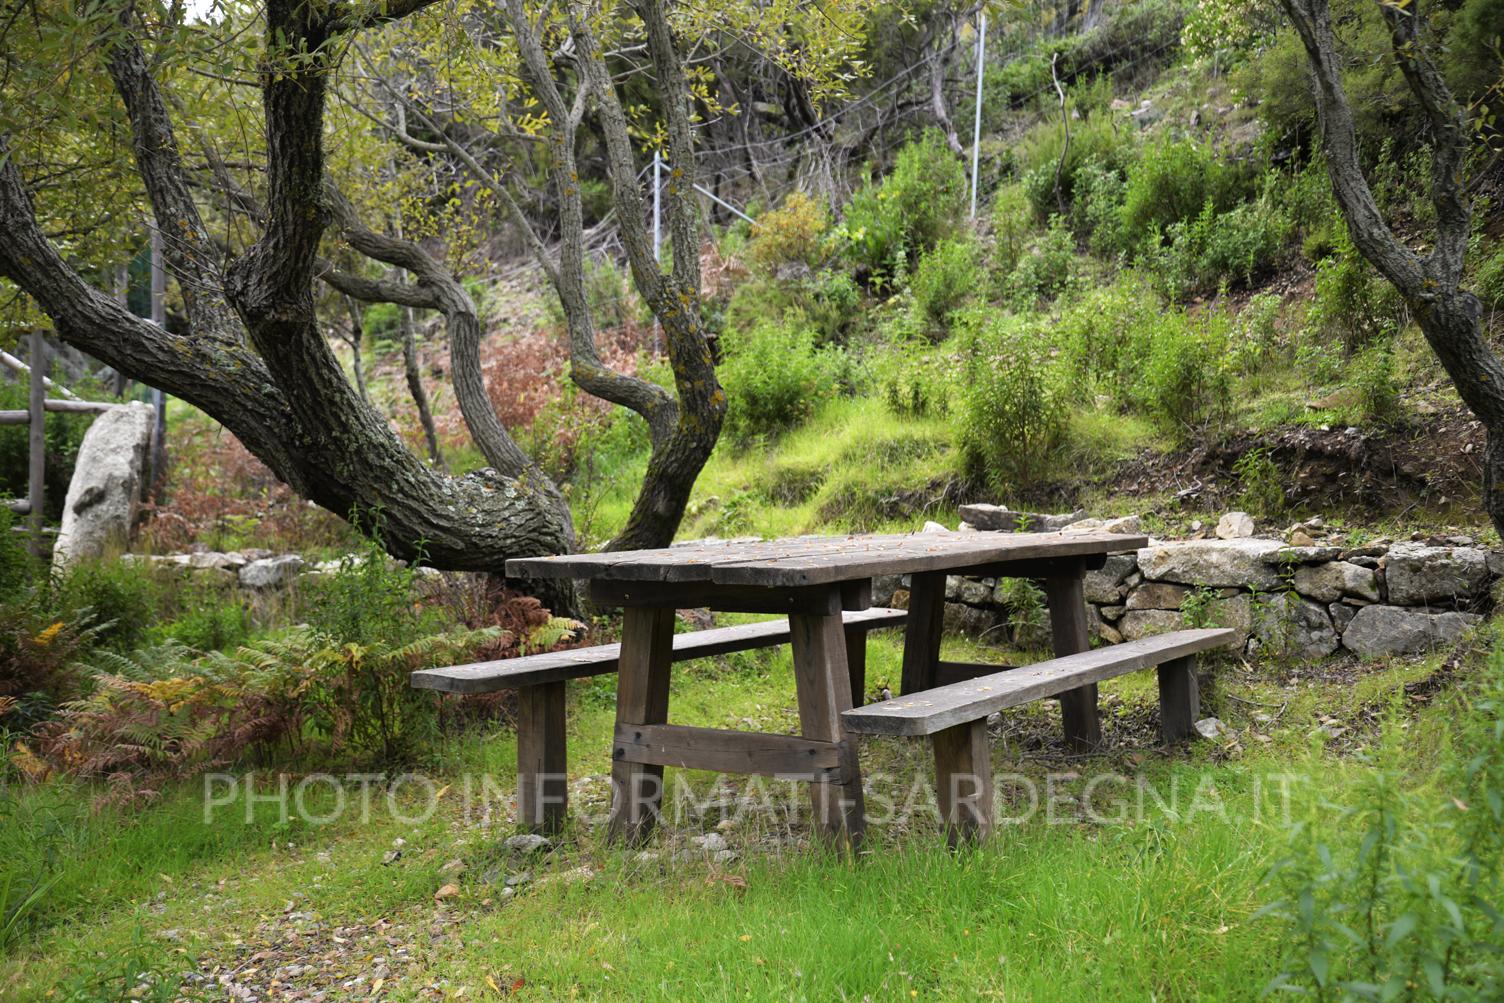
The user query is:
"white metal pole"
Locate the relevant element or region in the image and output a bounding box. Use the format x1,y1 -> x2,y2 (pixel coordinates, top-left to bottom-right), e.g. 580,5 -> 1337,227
970,9 -> 987,219
652,150 -> 663,263
652,150 -> 663,356
149,228 -> 168,495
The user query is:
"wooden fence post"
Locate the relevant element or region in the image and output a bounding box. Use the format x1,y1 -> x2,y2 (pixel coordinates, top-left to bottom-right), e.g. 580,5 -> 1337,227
28,331 -> 47,556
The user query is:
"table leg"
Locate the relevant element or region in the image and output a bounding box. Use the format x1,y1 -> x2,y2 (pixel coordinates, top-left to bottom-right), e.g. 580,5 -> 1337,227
843,622 -> 867,707
608,605 -> 675,845
1044,567 -> 1102,751
790,609 -> 866,849
900,571 -> 946,694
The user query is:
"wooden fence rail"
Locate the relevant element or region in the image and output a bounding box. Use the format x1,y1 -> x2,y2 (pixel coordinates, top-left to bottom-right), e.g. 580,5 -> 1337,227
3,332 -> 118,555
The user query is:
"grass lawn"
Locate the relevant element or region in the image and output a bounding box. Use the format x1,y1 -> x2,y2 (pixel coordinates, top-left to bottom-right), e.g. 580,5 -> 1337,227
0,630 -> 1483,1001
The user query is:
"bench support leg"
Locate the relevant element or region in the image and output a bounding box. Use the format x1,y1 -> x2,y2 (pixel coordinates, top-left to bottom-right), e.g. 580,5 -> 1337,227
900,571 -> 946,695
931,719 -> 993,847
1157,655 -> 1200,744
516,681 -> 568,834
791,608 -> 866,850
609,606 -> 675,845
844,624 -> 867,707
1045,569 -> 1102,751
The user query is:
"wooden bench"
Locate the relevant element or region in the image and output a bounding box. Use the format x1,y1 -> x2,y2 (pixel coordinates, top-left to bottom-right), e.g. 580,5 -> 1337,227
840,628 -> 1237,847
412,606 -> 907,832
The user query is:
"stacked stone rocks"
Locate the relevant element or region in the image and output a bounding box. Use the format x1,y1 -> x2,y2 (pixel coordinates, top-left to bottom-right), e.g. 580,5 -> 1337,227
871,505 -> 1494,660
121,550 -> 441,591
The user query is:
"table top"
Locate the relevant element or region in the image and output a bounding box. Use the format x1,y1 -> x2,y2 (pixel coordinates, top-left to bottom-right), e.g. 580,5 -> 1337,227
505,530 -> 1148,588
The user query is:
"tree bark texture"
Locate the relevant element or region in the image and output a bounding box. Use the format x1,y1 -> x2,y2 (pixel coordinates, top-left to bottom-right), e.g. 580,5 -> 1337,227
1279,0 -> 1504,535
0,1 -> 575,605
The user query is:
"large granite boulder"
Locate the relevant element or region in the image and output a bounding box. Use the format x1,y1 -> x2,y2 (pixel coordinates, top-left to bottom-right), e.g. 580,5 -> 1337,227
1342,605 -> 1482,657
1383,543 -> 1489,606
1136,539 -> 1287,589
51,402 -> 153,571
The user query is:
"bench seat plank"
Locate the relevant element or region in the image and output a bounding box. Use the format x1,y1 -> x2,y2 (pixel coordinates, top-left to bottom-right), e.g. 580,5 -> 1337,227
841,628 -> 1235,737
410,607 -> 907,694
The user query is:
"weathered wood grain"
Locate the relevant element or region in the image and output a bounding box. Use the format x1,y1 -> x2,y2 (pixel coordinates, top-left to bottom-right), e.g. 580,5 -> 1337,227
516,681 -> 567,834
790,607 -> 867,849
608,607 -> 675,845
1045,571 -> 1101,750
410,607 -> 907,694
934,660 -> 1018,686
585,579 -> 850,615
1157,655 -> 1200,744
612,723 -> 843,777
931,719 -> 993,847
505,531 -> 1147,587
900,571 -> 946,695
840,629 -> 1237,737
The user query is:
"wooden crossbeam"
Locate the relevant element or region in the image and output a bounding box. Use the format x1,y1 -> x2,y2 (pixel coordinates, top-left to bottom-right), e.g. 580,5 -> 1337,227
613,723 -> 843,778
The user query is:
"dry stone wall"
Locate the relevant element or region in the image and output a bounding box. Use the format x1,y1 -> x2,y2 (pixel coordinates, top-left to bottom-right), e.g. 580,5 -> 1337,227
873,507 -> 1495,660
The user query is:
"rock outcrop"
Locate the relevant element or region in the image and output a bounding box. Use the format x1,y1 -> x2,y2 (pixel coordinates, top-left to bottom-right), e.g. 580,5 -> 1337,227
51,403 -> 153,571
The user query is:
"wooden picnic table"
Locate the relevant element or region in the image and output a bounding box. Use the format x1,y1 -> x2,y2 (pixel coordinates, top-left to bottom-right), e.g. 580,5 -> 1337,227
505,529 -> 1148,847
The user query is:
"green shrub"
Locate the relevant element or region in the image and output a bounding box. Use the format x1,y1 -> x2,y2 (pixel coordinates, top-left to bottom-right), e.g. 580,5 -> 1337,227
1002,217 -> 1079,309
956,314 -> 1070,489
1019,111 -> 1137,223
1261,649 -> 1504,998
1121,136 -> 1238,244
1140,310 -> 1233,435
719,320 -> 848,446
1447,0 -> 1504,103
1281,155 -> 1339,243
746,192 -> 830,274
1228,292 -> 1286,379
837,131 -> 967,285
0,508 -> 36,599
1056,272 -> 1165,396
802,270 -> 863,345
909,236 -> 981,336
723,264 -> 863,348
989,182 -> 1036,276
1234,448 -> 1285,519
53,558 -> 160,652
361,301 -> 400,342
878,345 -> 954,419
306,529 -> 440,648
1351,336 -> 1400,424
1476,241 -> 1504,307
156,590 -> 251,653
1070,156 -> 1128,256
1306,221 -> 1406,352
1143,188 -> 1292,298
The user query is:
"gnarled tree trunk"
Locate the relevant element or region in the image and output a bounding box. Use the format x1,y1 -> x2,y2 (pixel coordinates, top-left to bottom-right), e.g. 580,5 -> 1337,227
0,0 -> 578,612
1279,0 -> 1504,534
